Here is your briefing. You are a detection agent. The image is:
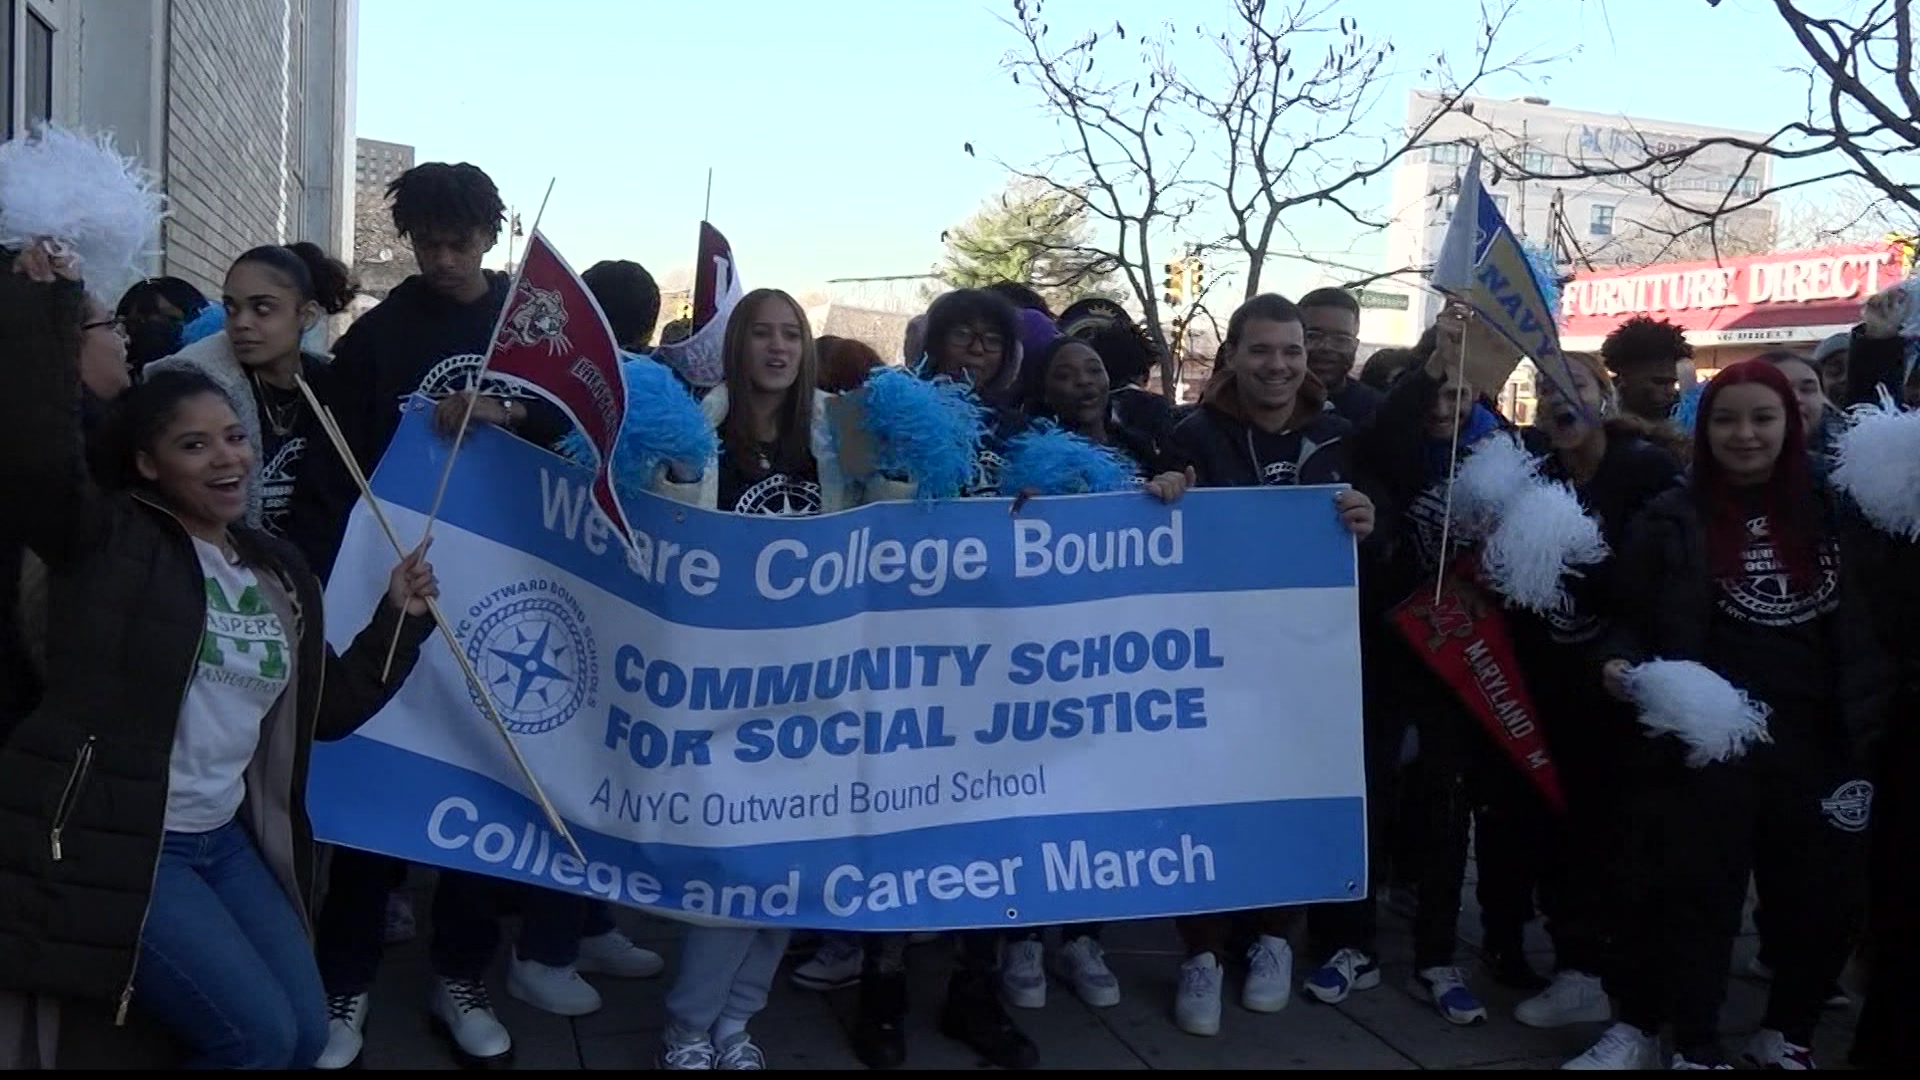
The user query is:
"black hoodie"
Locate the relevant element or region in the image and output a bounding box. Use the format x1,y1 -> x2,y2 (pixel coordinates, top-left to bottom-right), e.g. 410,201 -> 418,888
296,272 -> 566,577
1164,374 -> 1397,621
1511,425 -> 1683,653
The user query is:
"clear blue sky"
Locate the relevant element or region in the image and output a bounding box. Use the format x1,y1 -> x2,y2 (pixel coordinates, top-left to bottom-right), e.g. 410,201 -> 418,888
355,0 -> 1843,299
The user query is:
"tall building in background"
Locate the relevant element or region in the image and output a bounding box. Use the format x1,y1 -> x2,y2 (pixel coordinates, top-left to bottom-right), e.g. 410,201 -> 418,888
1360,91 -> 1778,345
352,136 -> 415,299
355,135 -> 412,193
7,0 -> 358,299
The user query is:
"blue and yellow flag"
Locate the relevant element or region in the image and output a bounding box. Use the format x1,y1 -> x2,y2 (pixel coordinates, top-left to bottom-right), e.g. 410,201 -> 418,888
1429,149 -> 1583,412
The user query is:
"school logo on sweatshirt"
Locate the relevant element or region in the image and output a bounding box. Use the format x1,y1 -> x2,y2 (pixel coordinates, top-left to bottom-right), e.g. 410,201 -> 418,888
733,473 -> 823,517
1260,460 -> 1299,486
1821,779 -> 1873,833
411,352 -> 535,407
1717,515 -> 1839,628
257,436 -> 307,532
961,448 -> 1006,499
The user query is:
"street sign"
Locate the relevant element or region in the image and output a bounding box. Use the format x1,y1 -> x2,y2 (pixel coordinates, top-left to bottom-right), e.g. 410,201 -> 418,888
1355,288 -> 1409,310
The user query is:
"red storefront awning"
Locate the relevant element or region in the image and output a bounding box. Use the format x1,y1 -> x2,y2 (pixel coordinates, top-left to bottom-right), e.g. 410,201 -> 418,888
1558,241 -> 1911,348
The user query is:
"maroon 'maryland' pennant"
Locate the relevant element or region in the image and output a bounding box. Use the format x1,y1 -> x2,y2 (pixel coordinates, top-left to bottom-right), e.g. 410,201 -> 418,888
1391,560 -> 1566,813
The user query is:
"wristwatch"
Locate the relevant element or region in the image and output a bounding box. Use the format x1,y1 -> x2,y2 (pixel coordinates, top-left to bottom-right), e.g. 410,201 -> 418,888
495,397 -> 520,429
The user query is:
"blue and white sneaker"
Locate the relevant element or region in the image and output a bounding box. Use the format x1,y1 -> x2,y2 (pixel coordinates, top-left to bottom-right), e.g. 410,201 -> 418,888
1413,965 -> 1488,1025
1303,947 -> 1381,1005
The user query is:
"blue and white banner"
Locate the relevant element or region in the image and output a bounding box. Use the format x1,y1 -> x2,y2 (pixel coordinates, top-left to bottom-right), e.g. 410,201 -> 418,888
310,409 -> 1366,930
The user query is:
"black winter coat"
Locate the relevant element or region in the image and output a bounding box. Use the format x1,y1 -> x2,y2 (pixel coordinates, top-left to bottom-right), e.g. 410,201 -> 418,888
1603,485 -> 1892,771
0,314 -> 434,1019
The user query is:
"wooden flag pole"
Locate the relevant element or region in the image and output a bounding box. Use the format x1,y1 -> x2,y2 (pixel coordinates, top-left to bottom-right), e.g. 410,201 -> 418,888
295,375 -> 587,865
1432,310 -> 1471,606
378,177 -> 557,680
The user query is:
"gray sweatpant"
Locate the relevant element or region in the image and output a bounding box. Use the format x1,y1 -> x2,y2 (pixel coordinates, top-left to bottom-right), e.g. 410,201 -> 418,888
664,926 -> 793,1034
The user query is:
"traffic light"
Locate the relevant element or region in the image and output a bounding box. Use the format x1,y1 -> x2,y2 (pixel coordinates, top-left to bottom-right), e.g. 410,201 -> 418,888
1163,259 -> 1185,308
1189,256 -> 1204,298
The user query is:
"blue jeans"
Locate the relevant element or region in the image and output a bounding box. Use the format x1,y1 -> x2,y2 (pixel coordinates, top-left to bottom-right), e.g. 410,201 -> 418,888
132,821 -> 329,1069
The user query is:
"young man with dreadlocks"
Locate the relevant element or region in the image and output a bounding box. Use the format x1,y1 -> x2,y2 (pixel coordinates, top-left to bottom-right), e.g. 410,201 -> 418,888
303,163 -> 658,1070
1600,316 -> 1690,431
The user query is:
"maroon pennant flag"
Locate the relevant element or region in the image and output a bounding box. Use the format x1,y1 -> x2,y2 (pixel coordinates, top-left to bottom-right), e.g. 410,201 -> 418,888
653,221 -> 743,389
482,230 -> 637,547
1390,560 -> 1566,813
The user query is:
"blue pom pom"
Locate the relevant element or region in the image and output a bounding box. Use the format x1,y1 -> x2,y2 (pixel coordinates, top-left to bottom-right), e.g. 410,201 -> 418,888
554,428 -> 596,468
1671,381 -> 1704,435
610,353 -> 716,506
1521,242 -> 1561,320
178,302 -> 224,347
554,353 -> 716,511
852,366 -> 985,500
998,422 -> 1137,497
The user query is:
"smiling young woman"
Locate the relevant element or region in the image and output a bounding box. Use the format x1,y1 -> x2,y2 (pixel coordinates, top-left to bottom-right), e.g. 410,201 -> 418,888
0,250 -> 440,1069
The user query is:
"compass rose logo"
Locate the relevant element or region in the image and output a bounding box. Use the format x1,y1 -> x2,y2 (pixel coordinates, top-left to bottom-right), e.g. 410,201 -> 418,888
461,582 -> 597,735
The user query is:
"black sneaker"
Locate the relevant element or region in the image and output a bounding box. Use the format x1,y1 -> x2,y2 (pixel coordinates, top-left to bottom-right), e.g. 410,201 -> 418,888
853,971 -> 908,1070
940,971 -> 1038,1070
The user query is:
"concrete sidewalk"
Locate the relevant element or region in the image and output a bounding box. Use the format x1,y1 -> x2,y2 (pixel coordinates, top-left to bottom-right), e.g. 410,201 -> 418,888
349,883 -> 1860,1070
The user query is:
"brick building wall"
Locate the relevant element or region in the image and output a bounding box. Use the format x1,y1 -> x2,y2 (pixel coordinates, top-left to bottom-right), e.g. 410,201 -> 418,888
162,0 -> 307,294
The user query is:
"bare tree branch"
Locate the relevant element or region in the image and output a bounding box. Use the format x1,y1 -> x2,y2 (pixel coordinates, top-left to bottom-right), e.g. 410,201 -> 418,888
984,0 -> 1559,397
1485,0 -> 1916,269
1179,0 -> 1560,297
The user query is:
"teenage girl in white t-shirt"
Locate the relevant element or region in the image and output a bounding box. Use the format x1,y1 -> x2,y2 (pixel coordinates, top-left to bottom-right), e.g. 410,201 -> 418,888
0,249 -> 440,1071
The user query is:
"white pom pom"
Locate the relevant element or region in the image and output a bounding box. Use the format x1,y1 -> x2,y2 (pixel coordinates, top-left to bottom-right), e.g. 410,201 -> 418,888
1480,480 -> 1610,613
1621,659 -> 1773,768
1452,430 -> 1540,537
1833,394 -> 1920,541
0,125 -> 165,303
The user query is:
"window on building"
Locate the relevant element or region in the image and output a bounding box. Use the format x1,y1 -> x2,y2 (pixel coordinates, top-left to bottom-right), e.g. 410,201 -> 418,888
1590,204 -> 1615,236
1427,142 -> 1469,166
5,0 -> 58,141
22,5 -> 49,125
2,2 -> 13,141
1521,150 -> 1551,175
1490,193 -> 1510,218
1737,176 -> 1759,198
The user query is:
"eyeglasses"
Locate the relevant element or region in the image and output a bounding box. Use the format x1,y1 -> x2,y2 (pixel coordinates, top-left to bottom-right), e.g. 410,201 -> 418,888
945,326 -> 1006,355
82,316 -> 128,336
1304,328 -> 1358,347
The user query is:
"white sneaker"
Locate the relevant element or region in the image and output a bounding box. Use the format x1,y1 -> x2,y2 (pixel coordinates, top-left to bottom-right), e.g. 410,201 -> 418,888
1242,934 -> 1292,1013
508,953 -> 603,1016
1742,1028 -> 1814,1070
1174,953 -> 1224,1037
575,927 -> 666,978
716,1031 -> 767,1070
1050,935 -> 1120,1008
1562,1022 -> 1660,1070
790,937 -> 864,991
659,1027 -> 717,1070
1669,1054 -> 1734,1070
315,991 -> 368,1070
1516,970 -> 1613,1028
1413,965 -> 1488,1025
430,976 -> 513,1063
1000,939 -> 1047,1009
1303,947 -> 1382,1004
